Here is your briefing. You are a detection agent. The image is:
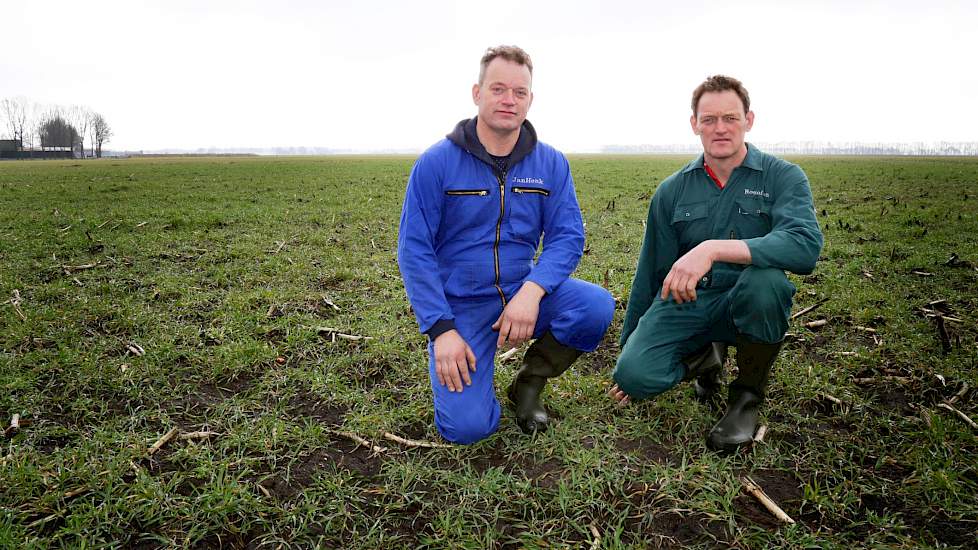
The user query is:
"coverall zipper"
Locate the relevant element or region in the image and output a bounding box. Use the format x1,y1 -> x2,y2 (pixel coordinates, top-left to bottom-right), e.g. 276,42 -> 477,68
493,172 -> 507,306
512,186 -> 549,196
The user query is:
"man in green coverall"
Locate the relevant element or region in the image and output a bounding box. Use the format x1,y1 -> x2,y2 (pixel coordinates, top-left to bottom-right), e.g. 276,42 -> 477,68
609,75 -> 823,452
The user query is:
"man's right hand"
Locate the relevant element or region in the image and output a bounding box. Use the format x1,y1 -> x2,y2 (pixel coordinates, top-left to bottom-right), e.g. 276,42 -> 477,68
433,329 -> 477,392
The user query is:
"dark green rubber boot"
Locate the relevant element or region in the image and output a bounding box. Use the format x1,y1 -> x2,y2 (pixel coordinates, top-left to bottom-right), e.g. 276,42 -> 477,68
681,342 -> 727,402
706,336 -> 783,453
507,332 -> 582,434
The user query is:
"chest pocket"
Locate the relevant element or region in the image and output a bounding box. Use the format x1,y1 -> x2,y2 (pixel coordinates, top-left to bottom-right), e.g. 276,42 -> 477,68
505,186 -> 549,245
671,201 -> 712,251
733,199 -> 772,238
443,186 -> 494,232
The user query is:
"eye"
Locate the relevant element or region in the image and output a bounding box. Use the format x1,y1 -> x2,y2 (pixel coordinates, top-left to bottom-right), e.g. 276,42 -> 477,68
701,117 -> 716,125
491,86 -> 505,95
514,89 -> 528,99
724,115 -> 738,123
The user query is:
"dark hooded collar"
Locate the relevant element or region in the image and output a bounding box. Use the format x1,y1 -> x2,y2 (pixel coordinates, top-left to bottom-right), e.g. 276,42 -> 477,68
446,117 -> 537,175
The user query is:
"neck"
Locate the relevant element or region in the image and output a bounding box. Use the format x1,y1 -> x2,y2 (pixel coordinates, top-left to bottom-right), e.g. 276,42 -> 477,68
704,144 -> 749,183
475,118 -> 520,156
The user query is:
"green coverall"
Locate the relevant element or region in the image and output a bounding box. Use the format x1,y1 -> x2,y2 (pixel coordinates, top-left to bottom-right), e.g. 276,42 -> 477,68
614,145 -> 823,400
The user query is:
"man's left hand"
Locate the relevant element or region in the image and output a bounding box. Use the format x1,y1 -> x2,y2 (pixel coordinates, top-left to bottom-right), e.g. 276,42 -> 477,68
492,281 -> 546,349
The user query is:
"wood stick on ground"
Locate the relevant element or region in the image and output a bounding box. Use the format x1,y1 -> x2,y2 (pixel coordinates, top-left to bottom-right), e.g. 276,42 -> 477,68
27,513 -> 60,530
589,523 -> 601,550
135,221 -> 148,228
934,315 -> 952,354
256,483 -> 272,498
127,343 -> 145,356
96,219 -> 113,229
4,414 -> 20,437
8,290 -> 26,321
321,296 -> 341,311
937,403 -> 978,430
333,430 -> 387,454
273,240 -> 287,254
316,327 -> 374,341
948,382 -> 970,405
148,427 -> 180,455
821,393 -> 845,406
753,425 -> 768,443
791,298 -> 828,320
382,432 -> 452,449
63,486 -> 89,499
804,319 -> 828,329
178,431 -> 221,441
741,476 -> 795,524
62,262 -> 100,273
497,346 -> 521,362
853,376 -> 910,385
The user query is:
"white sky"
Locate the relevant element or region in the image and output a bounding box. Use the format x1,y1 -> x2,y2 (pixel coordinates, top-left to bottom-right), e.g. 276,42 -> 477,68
2,0 -> 976,151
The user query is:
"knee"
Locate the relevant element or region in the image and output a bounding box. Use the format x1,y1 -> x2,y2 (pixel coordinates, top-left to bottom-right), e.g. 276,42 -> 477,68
567,283 -> 616,341
731,267 -> 794,313
612,343 -> 678,401
435,405 -> 499,444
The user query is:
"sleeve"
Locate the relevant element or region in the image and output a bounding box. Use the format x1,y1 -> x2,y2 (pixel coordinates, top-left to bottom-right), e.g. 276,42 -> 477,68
620,188 -> 678,346
525,153 -> 585,293
396,153 -> 456,337
742,164 -> 824,275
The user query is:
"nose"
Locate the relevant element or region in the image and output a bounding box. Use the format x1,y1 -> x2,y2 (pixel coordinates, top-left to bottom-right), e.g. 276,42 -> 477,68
501,89 -> 517,104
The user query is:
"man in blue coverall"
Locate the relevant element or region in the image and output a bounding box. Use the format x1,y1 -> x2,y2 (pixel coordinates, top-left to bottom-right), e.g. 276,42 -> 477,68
609,75 -> 823,452
397,46 -> 615,444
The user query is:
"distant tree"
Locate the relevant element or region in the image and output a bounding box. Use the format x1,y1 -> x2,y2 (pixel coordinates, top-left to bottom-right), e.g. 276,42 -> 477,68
69,105 -> 92,158
1,97 -> 29,145
39,114 -> 79,151
89,112 -> 112,158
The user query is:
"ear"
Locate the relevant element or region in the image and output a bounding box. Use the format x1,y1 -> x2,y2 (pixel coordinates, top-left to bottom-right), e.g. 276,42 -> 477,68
689,114 -> 699,135
472,83 -> 481,105
527,91 -> 534,110
745,110 -> 755,131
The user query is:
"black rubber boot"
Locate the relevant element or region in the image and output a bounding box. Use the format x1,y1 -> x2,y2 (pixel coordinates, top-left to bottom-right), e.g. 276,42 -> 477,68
507,332 -> 582,434
706,336 -> 783,453
681,342 -> 727,402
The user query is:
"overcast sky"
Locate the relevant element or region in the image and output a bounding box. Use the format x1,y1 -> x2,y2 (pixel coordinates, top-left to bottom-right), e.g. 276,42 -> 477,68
3,0 -> 975,152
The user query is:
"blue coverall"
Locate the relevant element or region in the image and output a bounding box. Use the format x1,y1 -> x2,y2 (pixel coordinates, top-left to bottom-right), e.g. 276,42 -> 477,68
398,118 -> 614,443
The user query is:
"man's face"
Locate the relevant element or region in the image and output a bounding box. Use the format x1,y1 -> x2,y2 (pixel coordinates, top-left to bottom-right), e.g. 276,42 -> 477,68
690,90 -> 754,161
472,58 -> 533,134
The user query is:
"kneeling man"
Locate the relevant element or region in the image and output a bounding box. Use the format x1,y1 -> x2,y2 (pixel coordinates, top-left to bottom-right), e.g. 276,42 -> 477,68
398,45 -> 614,444
610,75 -> 823,452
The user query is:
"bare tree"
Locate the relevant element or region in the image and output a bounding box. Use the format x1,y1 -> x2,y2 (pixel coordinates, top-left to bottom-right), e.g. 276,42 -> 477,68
1,97 -> 29,144
69,105 -> 92,158
89,112 -> 113,158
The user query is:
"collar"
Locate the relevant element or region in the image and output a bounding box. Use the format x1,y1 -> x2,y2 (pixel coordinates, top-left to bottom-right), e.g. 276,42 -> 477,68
446,117 -> 538,174
682,143 -> 764,174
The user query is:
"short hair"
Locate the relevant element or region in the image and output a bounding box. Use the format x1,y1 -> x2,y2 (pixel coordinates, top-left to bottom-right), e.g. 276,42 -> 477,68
691,75 -> 750,116
479,45 -> 533,85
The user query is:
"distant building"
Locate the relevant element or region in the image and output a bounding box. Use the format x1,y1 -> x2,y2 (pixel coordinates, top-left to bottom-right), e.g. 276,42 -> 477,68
0,138 -> 73,159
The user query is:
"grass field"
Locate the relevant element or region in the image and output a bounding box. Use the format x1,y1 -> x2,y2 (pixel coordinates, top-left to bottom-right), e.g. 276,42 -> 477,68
1,154 -> 976,548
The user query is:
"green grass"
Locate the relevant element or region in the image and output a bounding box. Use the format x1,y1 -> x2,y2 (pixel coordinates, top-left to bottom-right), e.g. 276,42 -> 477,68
1,154 -> 976,548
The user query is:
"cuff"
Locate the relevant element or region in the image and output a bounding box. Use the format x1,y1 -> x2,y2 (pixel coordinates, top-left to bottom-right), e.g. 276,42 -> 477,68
425,319 -> 457,341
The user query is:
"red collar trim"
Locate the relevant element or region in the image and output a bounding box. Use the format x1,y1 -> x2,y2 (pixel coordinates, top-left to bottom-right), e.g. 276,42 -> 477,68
703,162 -> 724,189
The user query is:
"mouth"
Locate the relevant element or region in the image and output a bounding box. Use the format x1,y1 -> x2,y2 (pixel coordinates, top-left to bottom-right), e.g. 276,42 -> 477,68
496,110 -> 518,117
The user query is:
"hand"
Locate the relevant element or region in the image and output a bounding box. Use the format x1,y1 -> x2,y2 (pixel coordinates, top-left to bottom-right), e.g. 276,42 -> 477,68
433,330 -> 477,393
660,242 -> 716,304
492,281 -> 545,349
607,384 -> 631,407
